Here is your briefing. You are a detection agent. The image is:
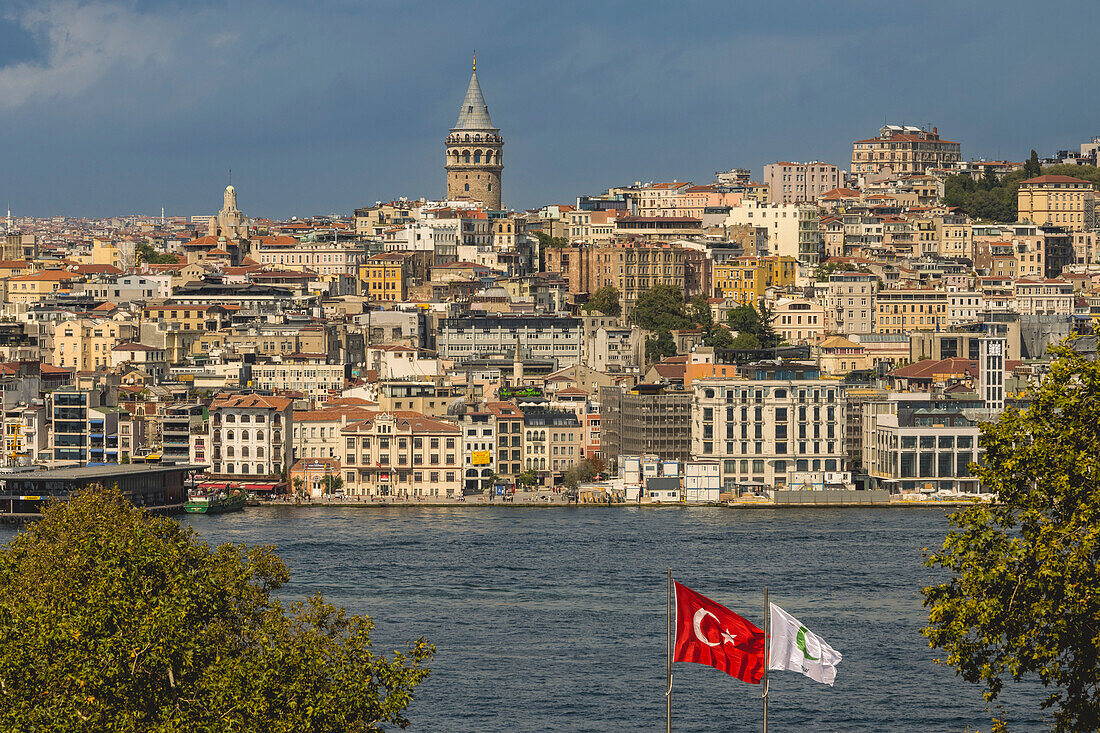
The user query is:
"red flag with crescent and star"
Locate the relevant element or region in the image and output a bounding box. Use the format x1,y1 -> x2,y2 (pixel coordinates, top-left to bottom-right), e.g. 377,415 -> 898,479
673,581 -> 766,684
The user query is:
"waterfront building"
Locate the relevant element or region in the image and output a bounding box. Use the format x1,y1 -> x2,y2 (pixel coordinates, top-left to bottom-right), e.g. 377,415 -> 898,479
521,406 -> 583,486
599,383 -> 692,466
208,392 -> 293,478
864,403 -> 981,494
850,125 -> 961,178
445,57 -> 503,210
340,411 -> 462,498
0,463 -> 199,516
691,363 -> 846,493
160,403 -> 207,465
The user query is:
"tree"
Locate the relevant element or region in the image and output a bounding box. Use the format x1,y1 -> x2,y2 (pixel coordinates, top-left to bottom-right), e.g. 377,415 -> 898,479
631,284 -> 692,333
0,485 -> 433,732
645,330 -> 677,361
516,469 -> 538,488
689,295 -> 713,330
292,476 -> 306,499
1025,149 -> 1042,178
729,332 -> 761,349
320,474 -> 344,496
532,231 -> 567,250
756,299 -> 780,348
583,285 -> 621,316
922,345 -> 1100,732
135,241 -> 181,265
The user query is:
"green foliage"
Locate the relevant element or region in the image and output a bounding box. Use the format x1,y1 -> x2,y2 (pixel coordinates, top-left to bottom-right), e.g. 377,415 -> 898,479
726,301 -> 780,349
135,242 -> 181,265
922,345 -> 1100,733
942,163 -> 1100,223
630,284 -> 693,332
645,330 -> 677,361
563,457 -> 607,489
0,486 -> 433,732
320,474 -> 344,496
1025,150 -> 1042,179
730,331 -> 761,349
582,285 -> 621,316
533,231 -> 568,249
516,469 -> 538,487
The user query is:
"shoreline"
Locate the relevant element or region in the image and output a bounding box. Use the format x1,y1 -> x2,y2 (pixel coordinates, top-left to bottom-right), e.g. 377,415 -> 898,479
254,498 -> 981,509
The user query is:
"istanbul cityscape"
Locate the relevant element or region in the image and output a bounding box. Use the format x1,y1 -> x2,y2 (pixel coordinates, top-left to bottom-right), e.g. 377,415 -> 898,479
0,1 -> 1097,731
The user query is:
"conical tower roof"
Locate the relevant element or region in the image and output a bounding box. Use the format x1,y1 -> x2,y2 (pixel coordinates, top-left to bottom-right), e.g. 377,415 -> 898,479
453,70 -> 495,131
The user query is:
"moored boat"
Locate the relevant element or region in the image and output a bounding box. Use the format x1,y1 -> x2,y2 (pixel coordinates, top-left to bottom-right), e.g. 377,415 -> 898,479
185,489 -> 246,514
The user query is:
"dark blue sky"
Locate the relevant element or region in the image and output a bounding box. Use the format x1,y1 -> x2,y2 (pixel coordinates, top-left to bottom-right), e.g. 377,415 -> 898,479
1,0 -> 1097,219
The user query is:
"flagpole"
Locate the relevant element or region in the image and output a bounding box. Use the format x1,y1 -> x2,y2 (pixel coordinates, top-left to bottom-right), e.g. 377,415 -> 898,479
762,585 -> 769,733
666,567 -> 672,733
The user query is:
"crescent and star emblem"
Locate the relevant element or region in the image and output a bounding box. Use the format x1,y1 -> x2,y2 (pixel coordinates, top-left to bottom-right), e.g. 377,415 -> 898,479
796,625 -> 820,661
692,608 -> 738,648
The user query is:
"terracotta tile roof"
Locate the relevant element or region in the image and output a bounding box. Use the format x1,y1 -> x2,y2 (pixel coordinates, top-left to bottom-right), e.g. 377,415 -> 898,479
211,393 -> 293,411
1021,175 -> 1093,185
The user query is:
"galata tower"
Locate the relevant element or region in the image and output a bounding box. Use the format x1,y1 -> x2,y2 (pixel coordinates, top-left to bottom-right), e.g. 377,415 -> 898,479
445,54 -> 503,210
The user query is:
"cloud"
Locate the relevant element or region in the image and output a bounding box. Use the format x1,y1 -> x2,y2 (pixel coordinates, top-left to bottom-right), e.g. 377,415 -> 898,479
0,1 -> 172,110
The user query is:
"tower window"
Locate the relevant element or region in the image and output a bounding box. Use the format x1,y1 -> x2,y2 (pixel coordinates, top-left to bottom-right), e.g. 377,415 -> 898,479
465,184 -> 470,192
488,183 -> 492,191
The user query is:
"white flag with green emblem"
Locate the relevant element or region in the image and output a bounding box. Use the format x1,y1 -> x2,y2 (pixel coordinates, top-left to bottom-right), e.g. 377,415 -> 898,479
768,603 -> 842,685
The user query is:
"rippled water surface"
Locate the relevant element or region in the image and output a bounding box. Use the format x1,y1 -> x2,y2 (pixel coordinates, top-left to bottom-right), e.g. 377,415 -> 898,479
12,506 -> 1049,731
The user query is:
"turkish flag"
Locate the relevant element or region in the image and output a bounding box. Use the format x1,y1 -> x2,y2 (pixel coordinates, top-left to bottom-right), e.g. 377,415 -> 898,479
673,581 -> 765,684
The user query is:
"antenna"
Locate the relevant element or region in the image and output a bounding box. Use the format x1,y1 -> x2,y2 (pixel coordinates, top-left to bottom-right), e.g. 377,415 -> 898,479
229,168 -> 232,186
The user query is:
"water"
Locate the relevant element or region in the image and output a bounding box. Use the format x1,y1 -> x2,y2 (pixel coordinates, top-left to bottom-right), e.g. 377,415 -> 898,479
5,506 -> 1047,731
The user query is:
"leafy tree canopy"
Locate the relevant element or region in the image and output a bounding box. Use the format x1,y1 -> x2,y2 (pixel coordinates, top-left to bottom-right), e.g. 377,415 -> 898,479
0,486 -> 432,732
923,345 -> 1100,733
516,469 -> 539,487
726,301 -> 781,349
582,285 -> 621,316
135,241 -> 181,265
532,231 -> 568,249
942,163 -> 1100,223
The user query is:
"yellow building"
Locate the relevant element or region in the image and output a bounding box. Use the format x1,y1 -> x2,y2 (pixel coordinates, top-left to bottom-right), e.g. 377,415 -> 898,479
360,252 -> 410,302
142,303 -> 240,331
875,289 -> 948,334
1017,175 -> 1096,232
51,318 -> 136,371
5,269 -> 77,304
92,238 -> 136,269
712,256 -> 797,303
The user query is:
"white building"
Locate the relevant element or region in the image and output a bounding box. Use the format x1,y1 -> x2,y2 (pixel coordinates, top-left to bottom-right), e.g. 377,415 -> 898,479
208,393 -> 293,477
691,364 -> 846,492
723,201 -> 823,265
947,291 -> 984,326
772,298 -> 826,345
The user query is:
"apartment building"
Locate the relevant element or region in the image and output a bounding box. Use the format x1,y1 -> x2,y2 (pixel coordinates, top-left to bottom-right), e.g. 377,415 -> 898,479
160,403 -> 207,465
772,298 -> 826,344
822,272 -> 876,334
691,362 -> 846,492
340,411 -> 462,498
763,162 -> 840,204
722,202 -> 823,265
208,393 -> 293,477
51,318 -> 136,372
850,125 -> 961,177
712,256 -> 797,304
874,289 -> 948,334
254,235 -> 367,276
361,252 -> 412,302
436,314 -> 583,366
521,406 -> 584,485
1017,175 -> 1096,232
545,242 -> 690,306
250,361 -> 348,400
1014,279 -> 1074,316
6,270 -> 78,304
